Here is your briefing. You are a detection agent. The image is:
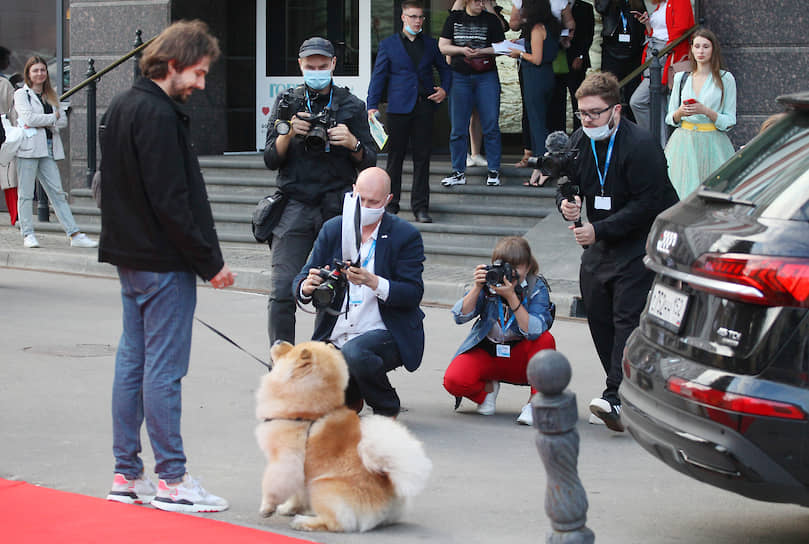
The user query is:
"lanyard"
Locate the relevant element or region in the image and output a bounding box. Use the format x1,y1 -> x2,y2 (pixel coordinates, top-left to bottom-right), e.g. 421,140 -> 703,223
361,239 -> 376,269
591,129 -> 617,196
496,294 -> 526,333
619,11 -> 628,32
306,86 -> 333,113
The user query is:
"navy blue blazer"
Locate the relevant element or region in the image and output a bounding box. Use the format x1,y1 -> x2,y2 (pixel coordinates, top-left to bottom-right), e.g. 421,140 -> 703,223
293,213 -> 426,372
367,33 -> 452,114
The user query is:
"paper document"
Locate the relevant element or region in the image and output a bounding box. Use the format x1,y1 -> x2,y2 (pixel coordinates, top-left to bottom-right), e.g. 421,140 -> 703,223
494,39 -> 524,55
368,114 -> 388,150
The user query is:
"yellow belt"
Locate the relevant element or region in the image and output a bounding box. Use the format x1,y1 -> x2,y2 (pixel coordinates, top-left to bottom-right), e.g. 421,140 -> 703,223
681,121 -> 717,132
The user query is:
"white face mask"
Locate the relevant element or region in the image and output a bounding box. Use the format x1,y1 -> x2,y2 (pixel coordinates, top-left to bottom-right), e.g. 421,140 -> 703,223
582,108 -> 617,141
360,205 -> 386,226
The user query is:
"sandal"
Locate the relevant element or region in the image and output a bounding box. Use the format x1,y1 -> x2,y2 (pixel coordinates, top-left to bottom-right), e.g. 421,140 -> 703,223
522,169 -> 541,187
514,151 -> 532,168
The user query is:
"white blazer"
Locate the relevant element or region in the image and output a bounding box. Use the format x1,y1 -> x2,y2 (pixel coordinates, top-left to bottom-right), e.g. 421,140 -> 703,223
14,84 -> 68,160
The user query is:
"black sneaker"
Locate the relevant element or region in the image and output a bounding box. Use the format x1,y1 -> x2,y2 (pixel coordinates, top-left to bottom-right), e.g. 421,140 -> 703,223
486,170 -> 501,186
589,397 -> 624,432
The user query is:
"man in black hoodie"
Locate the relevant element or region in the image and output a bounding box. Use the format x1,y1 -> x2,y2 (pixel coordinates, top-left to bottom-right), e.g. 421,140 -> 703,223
99,20 -> 234,513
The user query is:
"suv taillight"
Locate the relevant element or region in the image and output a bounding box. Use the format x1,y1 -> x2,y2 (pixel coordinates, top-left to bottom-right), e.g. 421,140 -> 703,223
667,376 -> 806,420
690,253 -> 809,307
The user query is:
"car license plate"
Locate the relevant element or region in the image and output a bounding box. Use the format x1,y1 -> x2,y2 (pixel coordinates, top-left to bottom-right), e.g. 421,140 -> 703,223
648,283 -> 689,331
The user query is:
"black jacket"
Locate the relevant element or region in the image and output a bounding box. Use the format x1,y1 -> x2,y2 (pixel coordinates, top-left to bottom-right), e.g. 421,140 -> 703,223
99,78 -> 224,281
557,119 -> 679,262
264,84 -> 376,211
567,0 -> 595,70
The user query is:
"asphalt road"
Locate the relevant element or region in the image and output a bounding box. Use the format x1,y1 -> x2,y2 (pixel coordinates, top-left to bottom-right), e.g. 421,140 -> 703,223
2,268 -> 808,543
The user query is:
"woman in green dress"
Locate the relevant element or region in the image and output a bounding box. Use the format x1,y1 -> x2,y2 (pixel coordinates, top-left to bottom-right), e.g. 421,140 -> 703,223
664,28 -> 736,199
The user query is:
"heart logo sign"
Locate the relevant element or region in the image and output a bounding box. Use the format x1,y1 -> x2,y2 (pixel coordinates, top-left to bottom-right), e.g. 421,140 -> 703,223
262,106 -> 270,115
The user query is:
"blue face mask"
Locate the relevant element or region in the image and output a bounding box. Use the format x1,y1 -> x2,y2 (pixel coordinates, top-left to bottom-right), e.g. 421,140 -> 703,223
404,25 -> 422,36
302,69 -> 332,91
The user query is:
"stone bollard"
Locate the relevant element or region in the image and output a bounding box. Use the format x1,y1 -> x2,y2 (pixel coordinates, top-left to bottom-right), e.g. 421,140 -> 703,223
527,349 -> 594,544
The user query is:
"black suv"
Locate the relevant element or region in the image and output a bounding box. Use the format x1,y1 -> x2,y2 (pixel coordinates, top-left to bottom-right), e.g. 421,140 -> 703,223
620,92 -> 809,506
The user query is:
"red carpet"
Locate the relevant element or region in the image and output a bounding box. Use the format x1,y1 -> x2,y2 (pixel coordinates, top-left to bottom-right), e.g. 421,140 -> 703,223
0,478 -> 316,543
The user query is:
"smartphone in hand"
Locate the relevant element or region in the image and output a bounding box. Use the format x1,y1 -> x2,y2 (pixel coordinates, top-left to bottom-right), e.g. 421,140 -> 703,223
683,98 -> 697,105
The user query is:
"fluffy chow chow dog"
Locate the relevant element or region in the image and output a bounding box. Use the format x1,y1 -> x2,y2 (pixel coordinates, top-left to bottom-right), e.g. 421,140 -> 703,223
255,340 -> 432,532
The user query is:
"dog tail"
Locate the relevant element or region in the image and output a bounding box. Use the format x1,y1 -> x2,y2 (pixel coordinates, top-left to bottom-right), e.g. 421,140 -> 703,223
358,415 -> 432,498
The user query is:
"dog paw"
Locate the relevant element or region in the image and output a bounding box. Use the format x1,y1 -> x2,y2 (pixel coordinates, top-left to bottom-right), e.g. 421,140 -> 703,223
259,502 -> 276,518
277,498 -> 301,516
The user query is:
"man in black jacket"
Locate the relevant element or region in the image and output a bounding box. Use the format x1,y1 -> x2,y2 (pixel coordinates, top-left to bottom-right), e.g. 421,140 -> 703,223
557,72 -> 678,432
99,20 -> 234,513
264,37 -> 376,347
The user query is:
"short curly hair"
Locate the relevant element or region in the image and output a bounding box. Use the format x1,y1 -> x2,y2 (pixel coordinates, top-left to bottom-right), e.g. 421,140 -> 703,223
575,71 -> 621,106
139,20 -> 220,80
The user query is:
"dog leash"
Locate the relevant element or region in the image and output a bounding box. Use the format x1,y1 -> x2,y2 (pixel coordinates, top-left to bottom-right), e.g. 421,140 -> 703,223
195,317 -> 272,371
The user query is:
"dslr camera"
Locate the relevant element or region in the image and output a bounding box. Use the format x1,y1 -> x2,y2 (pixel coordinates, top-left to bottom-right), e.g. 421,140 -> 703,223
274,90 -> 337,153
525,148 -> 578,181
485,260 -> 517,287
311,259 -> 350,310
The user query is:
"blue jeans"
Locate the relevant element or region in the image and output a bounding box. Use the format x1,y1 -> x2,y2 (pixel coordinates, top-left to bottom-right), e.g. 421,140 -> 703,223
449,70 -> 502,173
16,141 -> 79,237
112,267 -> 196,482
341,329 -> 403,417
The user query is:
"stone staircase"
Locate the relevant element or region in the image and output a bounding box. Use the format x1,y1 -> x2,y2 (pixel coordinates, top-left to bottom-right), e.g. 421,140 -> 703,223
32,154 -> 584,311
63,154 -> 560,267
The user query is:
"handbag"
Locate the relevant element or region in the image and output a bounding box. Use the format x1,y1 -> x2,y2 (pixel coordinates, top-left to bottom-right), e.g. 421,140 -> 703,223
463,55 -> 496,73
0,114 -> 23,166
667,56 -> 692,90
252,190 -> 288,244
552,49 -> 569,75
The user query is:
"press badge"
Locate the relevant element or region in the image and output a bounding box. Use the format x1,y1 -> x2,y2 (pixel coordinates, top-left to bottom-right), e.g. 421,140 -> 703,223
594,195 -> 612,210
496,344 -> 511,358
618,33 -> 631,43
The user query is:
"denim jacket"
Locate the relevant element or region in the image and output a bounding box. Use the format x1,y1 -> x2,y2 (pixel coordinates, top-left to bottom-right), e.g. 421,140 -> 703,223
451,275 -> 553,358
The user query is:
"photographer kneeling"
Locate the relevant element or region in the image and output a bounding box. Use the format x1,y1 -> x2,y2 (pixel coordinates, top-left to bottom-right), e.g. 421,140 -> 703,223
294,167 -> 425,418
444,237 -> 555,425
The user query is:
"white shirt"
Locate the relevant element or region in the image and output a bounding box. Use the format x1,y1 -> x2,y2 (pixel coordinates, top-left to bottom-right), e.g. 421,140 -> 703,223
649,1 -> 669,42
328,224 -> 390,348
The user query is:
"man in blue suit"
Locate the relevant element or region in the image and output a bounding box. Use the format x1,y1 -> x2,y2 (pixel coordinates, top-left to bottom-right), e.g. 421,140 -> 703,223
367,0 -> 451,223
294,167 -> 425,417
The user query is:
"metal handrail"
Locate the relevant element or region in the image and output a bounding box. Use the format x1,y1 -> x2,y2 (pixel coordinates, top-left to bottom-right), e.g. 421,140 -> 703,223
60,35 -> 155,101
618,23 -> 700,89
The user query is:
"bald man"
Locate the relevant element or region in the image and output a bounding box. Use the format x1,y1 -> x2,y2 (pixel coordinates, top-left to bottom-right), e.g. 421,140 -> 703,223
294,167 -> 425,417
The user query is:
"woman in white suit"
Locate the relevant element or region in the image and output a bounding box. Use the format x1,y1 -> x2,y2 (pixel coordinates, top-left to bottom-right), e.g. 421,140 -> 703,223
14,56 -> 96,248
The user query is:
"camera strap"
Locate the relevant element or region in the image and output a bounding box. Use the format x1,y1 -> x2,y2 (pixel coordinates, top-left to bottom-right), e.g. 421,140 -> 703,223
195,317 -> 272,371
305,86 -> 333,113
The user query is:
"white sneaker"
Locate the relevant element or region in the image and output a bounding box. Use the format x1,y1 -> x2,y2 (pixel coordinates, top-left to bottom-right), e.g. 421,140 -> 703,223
441,171 -> 466,187
151,473 -> 229,513
69,233 -> 98,248
516,403 -> 533,426
23,234 -> 40,248
477,381 -> 500,416
589,397 -> 624,432
588,413 -> 606,425
467,154 -> 487,167
486,170 -> 501,186
106,473 -> 157,505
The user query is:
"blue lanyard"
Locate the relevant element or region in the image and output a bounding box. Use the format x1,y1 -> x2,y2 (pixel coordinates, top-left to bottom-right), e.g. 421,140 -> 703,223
496,294 -> 526,332
361,239 -> 376,269
591,129 -> 617,196
306,86 -> 333,113
619,11 -> 628,32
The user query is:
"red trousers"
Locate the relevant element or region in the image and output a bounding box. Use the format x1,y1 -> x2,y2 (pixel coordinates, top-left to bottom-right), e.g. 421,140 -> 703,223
444,331 -> 556,405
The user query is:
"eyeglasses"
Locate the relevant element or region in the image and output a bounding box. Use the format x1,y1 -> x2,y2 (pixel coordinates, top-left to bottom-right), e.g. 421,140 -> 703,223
404,14 -> 427,20
574,104 -> 616,121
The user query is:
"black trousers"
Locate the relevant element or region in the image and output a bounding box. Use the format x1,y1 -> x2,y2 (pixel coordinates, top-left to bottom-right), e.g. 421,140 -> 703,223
601,50 -> 642,124
547,67 -> 587,133
385,99 -> 434,215
579,248 -> 653,405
